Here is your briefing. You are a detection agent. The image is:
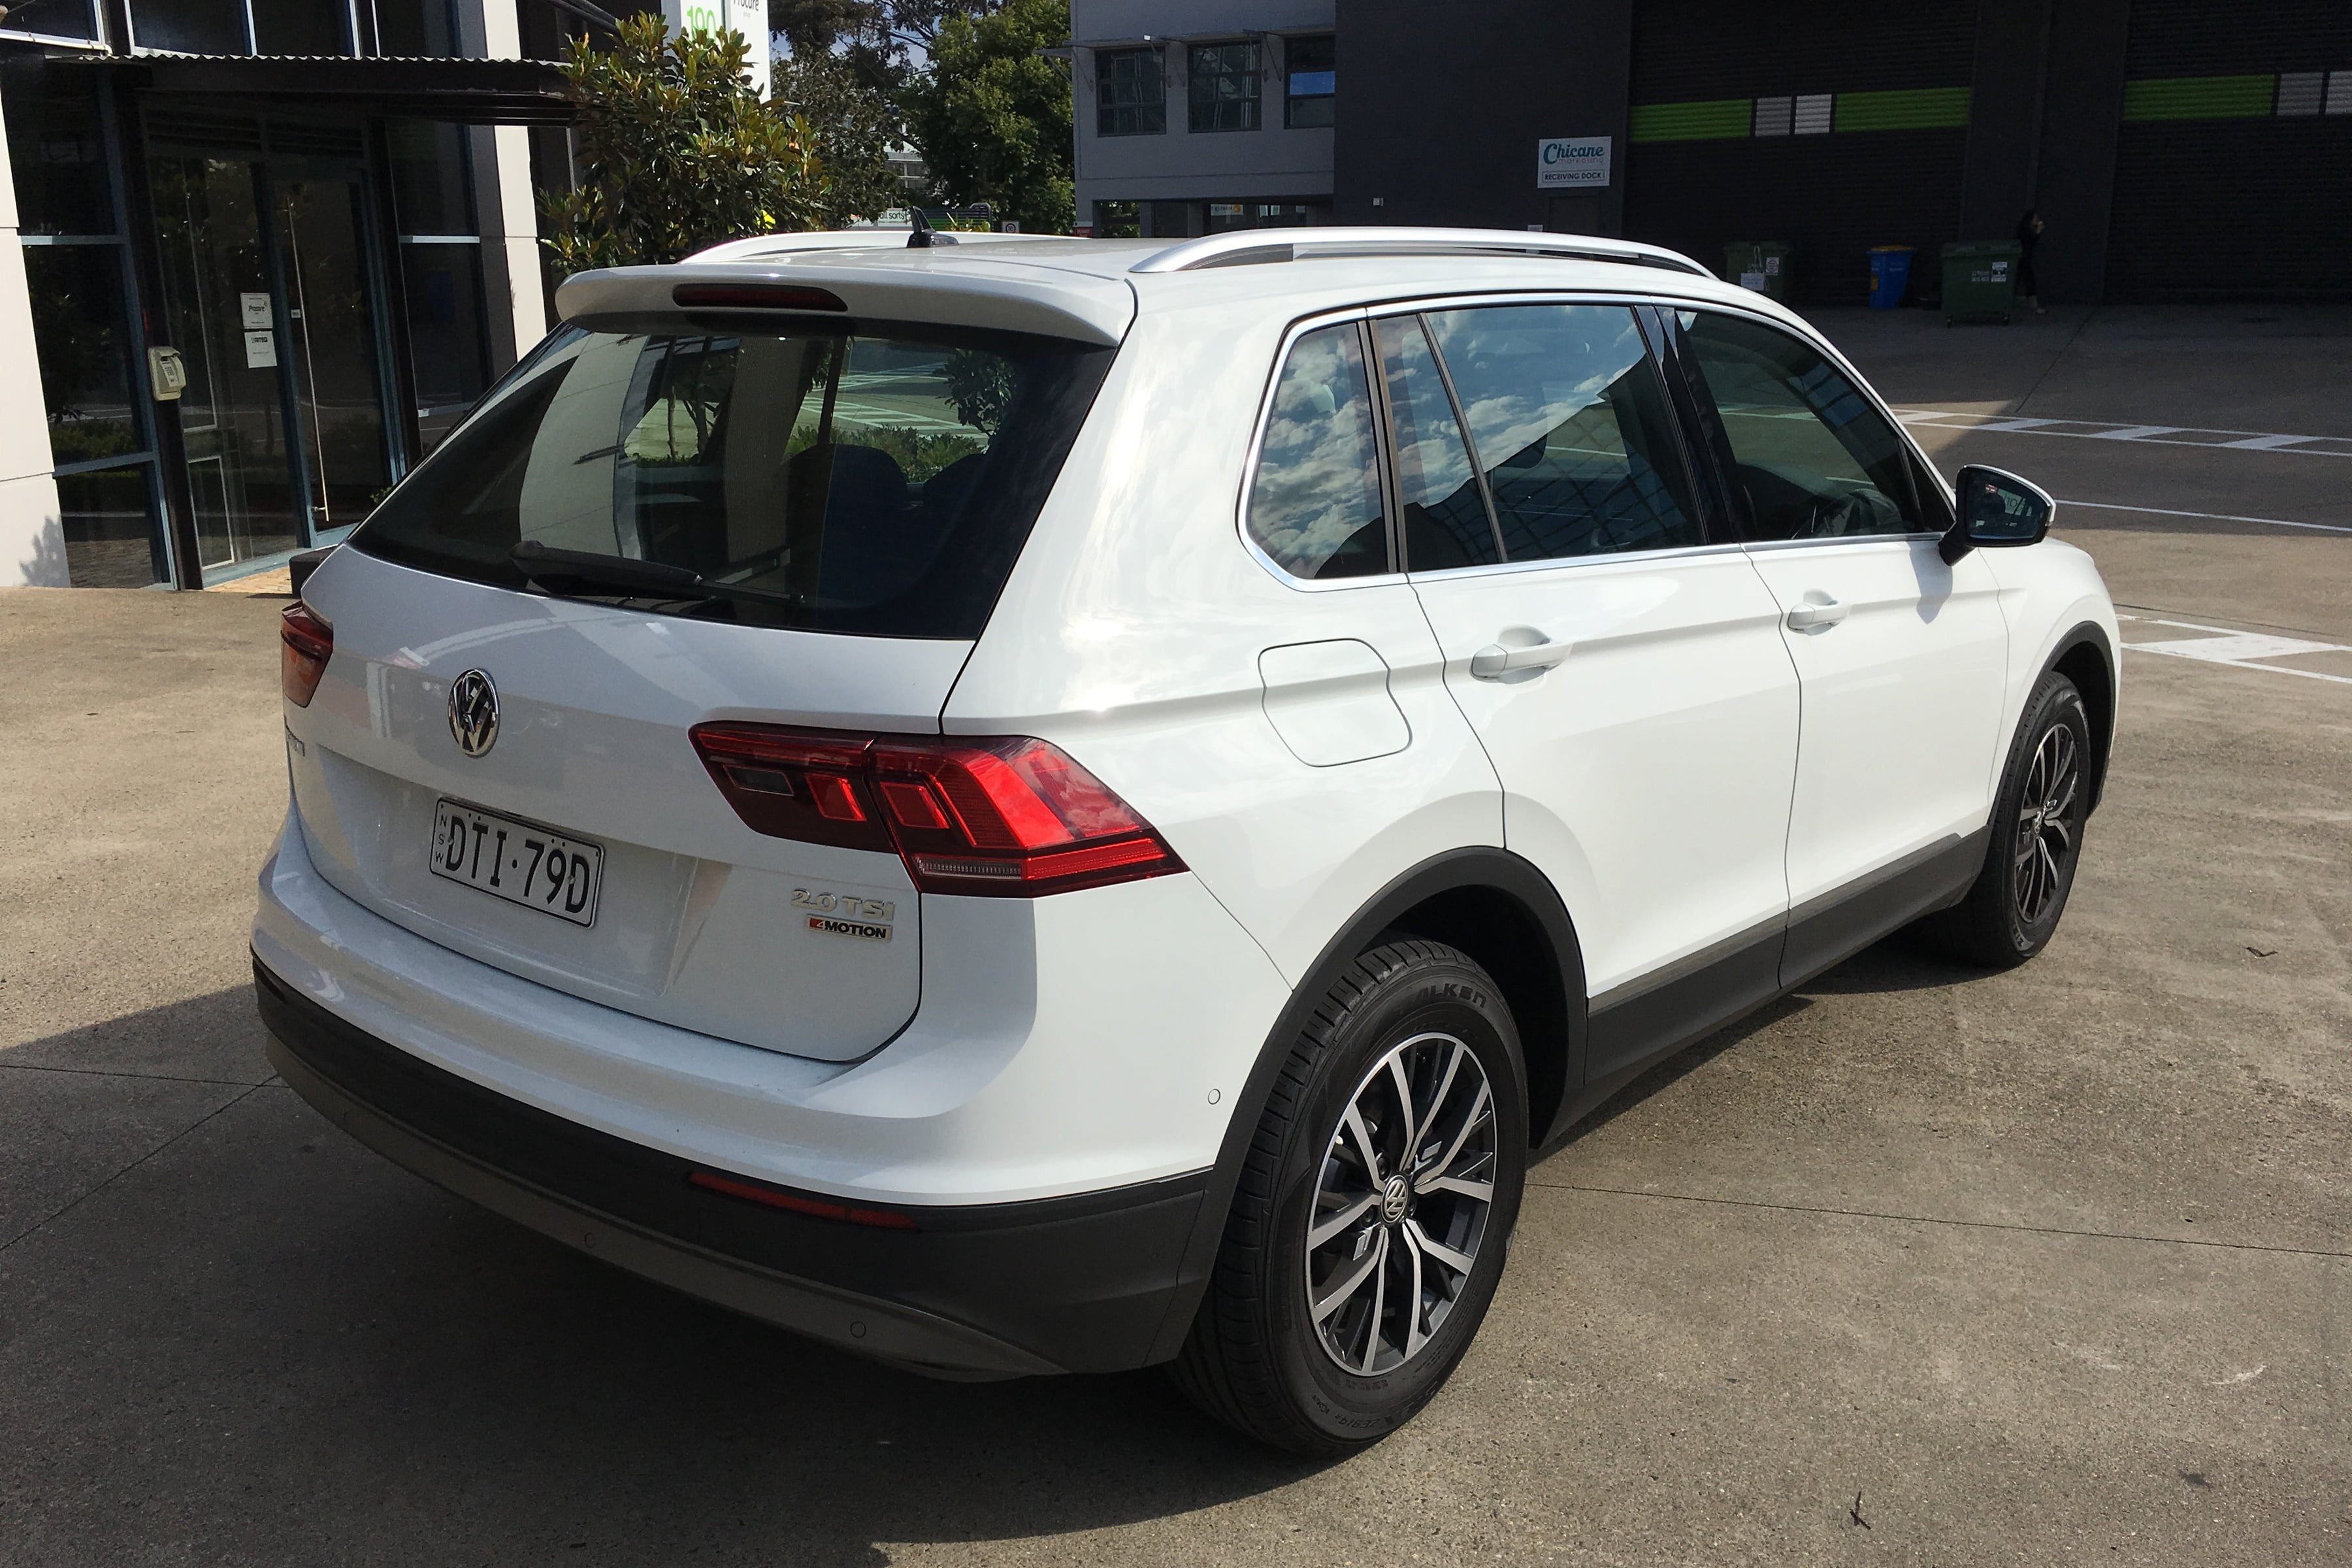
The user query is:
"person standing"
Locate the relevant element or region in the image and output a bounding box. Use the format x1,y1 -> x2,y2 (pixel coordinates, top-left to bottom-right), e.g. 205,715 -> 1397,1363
2016,209 -> 2047,315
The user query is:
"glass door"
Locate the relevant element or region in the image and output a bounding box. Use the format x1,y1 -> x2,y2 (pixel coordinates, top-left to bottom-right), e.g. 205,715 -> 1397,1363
152,149 -> 306,571
149,123 -> 397,576
271,165 -> 394,536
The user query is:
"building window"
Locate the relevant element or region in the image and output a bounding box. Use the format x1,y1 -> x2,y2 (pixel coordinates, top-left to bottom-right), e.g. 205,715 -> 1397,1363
3,56 -> 172,587
0,0 -> 99,42
1096,48 -> 1166,137
1189,42 -> 1260,133
1092,200 -> 1140,239
127,0 -> 365,55
1285,35 -> 1334,128
376,0 -> 461,56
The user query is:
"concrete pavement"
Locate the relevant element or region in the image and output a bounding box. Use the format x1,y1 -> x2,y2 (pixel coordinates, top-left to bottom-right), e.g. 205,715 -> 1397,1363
3,309 -> 2348,1565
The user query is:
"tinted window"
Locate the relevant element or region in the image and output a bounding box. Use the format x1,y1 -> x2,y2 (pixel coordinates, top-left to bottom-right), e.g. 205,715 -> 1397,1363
1247,323 -> 1388,580
1680,312 -> 1920,540
1097,48 -> 1166,136
1189,42 -> 1262,133
351,323 -> 1112,639
1424,304 -> 1701,563
1285,35 -> 1335,128
1375,315 -> 1498,570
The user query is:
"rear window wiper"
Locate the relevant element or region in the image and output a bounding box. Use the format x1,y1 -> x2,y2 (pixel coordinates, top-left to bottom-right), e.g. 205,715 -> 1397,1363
508,540 -> 805,612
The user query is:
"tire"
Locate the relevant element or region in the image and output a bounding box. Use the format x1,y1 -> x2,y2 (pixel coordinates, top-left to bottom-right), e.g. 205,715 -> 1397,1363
1912,670 -> 2092,968
1168,940 -> 1528,1456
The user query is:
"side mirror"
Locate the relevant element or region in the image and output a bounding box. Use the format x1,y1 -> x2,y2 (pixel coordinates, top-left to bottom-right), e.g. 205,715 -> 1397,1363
1939,465 -> 2055,564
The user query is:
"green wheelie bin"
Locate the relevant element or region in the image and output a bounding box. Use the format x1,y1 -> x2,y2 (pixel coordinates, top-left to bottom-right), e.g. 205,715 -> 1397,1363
1940,241 -> 2022,324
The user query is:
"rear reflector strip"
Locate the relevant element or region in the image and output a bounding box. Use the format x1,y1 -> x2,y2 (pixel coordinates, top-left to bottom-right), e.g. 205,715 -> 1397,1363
688,1169 -> 919,1230
689,723 -> 1185,897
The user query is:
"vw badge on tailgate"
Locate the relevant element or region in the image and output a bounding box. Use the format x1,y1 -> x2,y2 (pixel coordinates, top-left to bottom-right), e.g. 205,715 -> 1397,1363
448,668 -> 500,757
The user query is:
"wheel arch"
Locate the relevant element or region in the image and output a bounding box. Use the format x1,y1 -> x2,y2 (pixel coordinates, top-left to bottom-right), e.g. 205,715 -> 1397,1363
2044,620 -> 2116,814
1145,848 -> 1586,1364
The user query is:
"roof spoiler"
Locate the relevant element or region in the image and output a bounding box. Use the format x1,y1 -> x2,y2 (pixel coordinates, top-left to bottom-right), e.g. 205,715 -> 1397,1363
552,260 -> 1134,346
1130,226 -> 1714,278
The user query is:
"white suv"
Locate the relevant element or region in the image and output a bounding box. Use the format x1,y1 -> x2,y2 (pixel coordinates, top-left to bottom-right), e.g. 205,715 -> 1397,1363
255,227 -> 2117,1455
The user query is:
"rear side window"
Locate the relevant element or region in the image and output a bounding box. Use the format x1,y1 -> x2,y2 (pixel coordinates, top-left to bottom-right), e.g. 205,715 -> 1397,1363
350,321 -> 1112,638
1246,323 -> 1389,579
1422,304 -> 1701,562
1678,310 -> 1921,540
1375,314 -> 1500,571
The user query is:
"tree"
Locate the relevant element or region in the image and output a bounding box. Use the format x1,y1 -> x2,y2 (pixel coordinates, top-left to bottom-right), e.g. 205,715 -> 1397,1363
541,15 -> 824,274
774,46 -> 906,227
900,0 -> 1072,235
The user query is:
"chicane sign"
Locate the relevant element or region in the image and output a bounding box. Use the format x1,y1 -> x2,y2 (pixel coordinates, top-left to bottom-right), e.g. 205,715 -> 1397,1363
1537,136 -> 1612,189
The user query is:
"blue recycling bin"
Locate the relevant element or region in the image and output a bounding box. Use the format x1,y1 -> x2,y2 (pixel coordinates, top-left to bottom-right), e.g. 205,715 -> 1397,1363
1868,246 -> 1916,309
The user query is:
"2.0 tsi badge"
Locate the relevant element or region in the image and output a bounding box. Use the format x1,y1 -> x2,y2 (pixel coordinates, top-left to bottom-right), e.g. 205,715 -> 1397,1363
448,669 -> 500,758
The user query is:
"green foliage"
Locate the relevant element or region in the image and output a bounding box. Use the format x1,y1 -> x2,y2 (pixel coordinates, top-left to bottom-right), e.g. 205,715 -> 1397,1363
842,427 -> 986,485
900,0 -> 1073,236
776,47 -> 907,227
942,350 -> 1015,433
541,16 -> 824,274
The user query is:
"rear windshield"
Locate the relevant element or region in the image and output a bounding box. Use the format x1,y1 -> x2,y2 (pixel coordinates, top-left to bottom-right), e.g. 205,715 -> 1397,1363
350,319 -> 1113,638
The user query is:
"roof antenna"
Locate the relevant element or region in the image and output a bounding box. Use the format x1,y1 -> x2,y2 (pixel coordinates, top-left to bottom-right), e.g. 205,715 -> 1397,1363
907,209 -> 957,249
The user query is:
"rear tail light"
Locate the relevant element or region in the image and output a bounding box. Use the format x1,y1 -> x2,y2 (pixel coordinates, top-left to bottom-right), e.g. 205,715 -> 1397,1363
689,723 -> 1185,897
280,603 -> 333,707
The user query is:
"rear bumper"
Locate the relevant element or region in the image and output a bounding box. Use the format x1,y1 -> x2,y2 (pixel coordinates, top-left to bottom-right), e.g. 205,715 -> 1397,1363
255,957 -> 1207,1377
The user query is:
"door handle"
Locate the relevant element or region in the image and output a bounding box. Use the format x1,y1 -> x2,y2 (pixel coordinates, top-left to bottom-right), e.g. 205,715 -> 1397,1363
1469,635 -> 1573,681
1786,593 -> 1849,632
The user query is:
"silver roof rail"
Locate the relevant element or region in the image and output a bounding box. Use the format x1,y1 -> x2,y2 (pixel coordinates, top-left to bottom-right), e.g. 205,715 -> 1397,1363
1129,226 -> 1713,279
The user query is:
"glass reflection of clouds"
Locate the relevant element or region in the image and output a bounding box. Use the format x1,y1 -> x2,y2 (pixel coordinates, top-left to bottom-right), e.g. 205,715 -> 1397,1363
1425,306 -> 1701,564
1246,325 -> 1388,580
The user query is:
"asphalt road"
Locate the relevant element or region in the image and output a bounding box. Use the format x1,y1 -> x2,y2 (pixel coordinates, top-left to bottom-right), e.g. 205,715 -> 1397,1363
3,306 -> 2347,1566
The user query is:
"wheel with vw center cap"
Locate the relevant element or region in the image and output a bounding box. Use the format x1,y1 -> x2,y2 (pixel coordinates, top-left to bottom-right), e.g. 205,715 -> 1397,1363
1171,940 -> 1527,1455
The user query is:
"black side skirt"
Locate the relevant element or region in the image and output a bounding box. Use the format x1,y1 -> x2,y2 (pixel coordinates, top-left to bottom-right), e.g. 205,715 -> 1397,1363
1560,827 -> 1989,1135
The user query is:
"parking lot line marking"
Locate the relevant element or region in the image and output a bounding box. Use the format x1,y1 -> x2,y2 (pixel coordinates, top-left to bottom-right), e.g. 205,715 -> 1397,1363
1529,1181 -> 2352,1261
2058,499 -> 2352,534
1895,408 -> 2352,457
2117,615 -> 2352,685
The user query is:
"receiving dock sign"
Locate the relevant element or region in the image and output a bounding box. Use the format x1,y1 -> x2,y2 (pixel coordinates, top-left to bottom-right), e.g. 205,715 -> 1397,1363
1537,137 -> 1612,188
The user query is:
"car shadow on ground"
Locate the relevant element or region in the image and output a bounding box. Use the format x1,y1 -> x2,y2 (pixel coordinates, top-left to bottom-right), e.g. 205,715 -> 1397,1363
3,938 -> 1993,1562
2,987 -> 1324,1564
1533,934 -> 1991,1159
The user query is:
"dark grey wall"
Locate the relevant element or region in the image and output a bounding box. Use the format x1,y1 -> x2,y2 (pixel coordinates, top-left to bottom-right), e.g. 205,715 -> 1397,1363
2029,0 -> 2132,304
1335,0 -> 1633,234
1957,0 -> 2051,242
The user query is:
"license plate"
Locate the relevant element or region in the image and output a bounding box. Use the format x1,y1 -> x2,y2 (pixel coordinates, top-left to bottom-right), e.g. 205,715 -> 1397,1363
430,800 -> 603,928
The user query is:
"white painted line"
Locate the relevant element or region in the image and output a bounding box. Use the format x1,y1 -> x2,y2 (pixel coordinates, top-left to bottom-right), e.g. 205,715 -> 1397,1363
1895,408 -> 2352,457
2083,424 -> 2184,441
2057,499 -> 2352,535
2121,617 -> 2352,686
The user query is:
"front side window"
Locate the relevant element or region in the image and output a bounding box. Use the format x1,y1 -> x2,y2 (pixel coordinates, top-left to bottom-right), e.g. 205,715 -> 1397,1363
352,323 -> 1113,638
1285,35 -> 1335,128
1679,311 -> 1920,540
1097,48 -> 1166,137
1421,305 -> 1702,563
1189,42 -> 1262,133
1376,316 -> 1498,570
1247,323 -> 1386,580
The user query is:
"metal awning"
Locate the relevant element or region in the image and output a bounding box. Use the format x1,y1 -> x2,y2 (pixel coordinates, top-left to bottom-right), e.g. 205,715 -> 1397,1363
58,52 -> 576,124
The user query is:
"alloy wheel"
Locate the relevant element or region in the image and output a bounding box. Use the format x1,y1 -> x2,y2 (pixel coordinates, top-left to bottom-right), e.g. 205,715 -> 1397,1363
1304,1031 -> 1497,1375
2014,721 -> 2080,924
